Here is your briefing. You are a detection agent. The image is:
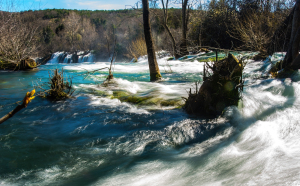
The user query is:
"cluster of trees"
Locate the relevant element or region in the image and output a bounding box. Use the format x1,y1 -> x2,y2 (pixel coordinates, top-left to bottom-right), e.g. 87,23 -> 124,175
0,0 -> 296,63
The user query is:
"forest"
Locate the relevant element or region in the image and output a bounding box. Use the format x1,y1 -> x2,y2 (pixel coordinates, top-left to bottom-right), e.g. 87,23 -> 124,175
0,0 -> 295,63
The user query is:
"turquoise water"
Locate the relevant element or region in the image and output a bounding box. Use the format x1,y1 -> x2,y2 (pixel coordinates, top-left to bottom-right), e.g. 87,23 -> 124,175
1,53 -> 300,185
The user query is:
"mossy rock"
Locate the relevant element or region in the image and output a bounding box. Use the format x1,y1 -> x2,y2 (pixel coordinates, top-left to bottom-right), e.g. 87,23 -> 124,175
161,99 -> 183,107
167,57 -> 175,61
120,96 -> 153,104
138,97 -> 163,106
113,90 -> 131,98
197,56 -> 226,63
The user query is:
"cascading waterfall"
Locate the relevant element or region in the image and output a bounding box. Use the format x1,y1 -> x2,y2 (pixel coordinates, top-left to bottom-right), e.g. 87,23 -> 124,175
1,51 -> 300,186
78,53 -> 94,63
46,51 -> 95,64
46,51 -> 65,64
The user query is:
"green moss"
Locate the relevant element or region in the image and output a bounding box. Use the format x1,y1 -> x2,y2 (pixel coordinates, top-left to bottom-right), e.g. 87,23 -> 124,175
46,90 -> 69,101
161,99 -> 183,106
167,57 -> 174,61
93,90 -> 111,97
120,96 -> 152,104
138,97 -> 163,105
113,91 -> 130,98
197,57 -> 226,63
0,60 -> 16,70
150,72 -> 162,82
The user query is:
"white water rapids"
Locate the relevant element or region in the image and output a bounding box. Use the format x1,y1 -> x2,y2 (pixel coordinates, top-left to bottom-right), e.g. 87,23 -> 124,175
1,52 -> 300,186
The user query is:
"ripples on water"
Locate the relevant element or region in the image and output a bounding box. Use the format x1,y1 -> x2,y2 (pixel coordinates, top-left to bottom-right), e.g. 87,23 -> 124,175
1,53 -> 300,186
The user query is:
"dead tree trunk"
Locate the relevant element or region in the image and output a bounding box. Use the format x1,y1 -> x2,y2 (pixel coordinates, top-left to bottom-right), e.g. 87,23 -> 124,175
282,0 -> 300,70
142,0 -> 162,81
179,0 -> 189,57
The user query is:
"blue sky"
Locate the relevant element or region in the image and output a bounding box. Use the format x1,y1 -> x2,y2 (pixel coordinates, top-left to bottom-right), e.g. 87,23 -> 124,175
3,0 -> 205,11
8,0 -> 141,11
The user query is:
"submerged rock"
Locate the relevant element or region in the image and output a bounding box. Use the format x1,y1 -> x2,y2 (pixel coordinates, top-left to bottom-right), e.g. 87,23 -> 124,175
184,53 -> 243,117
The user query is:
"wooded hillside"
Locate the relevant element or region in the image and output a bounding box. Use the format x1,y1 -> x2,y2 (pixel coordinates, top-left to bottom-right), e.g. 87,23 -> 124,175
0,0 -> 295,62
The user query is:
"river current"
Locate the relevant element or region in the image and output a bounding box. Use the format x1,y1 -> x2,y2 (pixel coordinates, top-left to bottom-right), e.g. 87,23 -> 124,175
1,52 -> 300,186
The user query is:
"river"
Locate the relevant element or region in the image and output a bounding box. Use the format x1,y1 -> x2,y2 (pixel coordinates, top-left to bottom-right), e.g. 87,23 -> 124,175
1,52 -> 300,186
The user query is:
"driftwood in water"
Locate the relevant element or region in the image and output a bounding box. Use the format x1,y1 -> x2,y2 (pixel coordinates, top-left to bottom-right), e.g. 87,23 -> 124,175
36,69 -> 74,101
184,54 -> 243,117
0,90 -> 35,124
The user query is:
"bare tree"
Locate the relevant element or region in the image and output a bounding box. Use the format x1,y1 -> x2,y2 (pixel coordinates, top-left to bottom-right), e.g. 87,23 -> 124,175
0,11 -> 39,61
159,0 -> 180,58
64,12 -> 81,51
229,12 -> 270,52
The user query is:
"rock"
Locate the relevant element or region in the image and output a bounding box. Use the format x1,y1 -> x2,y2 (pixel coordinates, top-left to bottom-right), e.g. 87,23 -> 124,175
71,53 -> 78,63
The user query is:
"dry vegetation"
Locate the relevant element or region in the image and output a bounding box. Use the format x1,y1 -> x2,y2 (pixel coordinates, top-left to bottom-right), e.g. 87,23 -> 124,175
0,0 -> 295,63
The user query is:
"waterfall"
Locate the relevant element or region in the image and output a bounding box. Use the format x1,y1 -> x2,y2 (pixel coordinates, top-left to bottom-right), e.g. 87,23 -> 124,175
63,54 -> 73,63
46,52 -> 65,64
46,51 -> 94,64
78,53 -> 94,63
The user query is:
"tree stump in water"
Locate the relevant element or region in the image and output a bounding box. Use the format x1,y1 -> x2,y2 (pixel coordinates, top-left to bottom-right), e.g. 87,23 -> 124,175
44,69 -> 74,101
184,53 -> 243,117
0,57 -> 37,70
18,57 -> 37,70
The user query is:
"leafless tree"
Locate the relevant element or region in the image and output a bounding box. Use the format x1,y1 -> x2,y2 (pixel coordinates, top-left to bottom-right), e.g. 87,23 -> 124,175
64,12 -> 81,51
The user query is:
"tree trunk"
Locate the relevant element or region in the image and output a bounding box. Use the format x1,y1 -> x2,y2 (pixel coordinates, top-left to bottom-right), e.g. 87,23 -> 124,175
163,24 -> 180,59
142,0 -> 162,81
266,7 -> 294,56
179,0 -> 189,57
283,0 -> 300,69
159,0 -> 180,59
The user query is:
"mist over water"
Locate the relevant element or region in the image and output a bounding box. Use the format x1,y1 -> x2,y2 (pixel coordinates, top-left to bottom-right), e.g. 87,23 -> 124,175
1,52 -> 300,186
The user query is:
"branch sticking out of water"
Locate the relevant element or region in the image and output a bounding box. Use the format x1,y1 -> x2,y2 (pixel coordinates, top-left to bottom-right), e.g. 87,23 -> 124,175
0,89 -> 35,124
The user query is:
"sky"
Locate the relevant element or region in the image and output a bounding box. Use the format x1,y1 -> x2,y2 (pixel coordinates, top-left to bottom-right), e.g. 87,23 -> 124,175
1,0 -> 206,11
3,0 -> 142,11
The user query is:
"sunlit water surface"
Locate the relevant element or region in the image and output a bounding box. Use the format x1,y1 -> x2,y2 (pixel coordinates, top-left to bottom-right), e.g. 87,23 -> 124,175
1,52 -> 300,186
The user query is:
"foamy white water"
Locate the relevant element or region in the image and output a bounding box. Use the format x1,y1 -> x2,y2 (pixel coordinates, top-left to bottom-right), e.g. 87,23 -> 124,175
1,52 -> 300,186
